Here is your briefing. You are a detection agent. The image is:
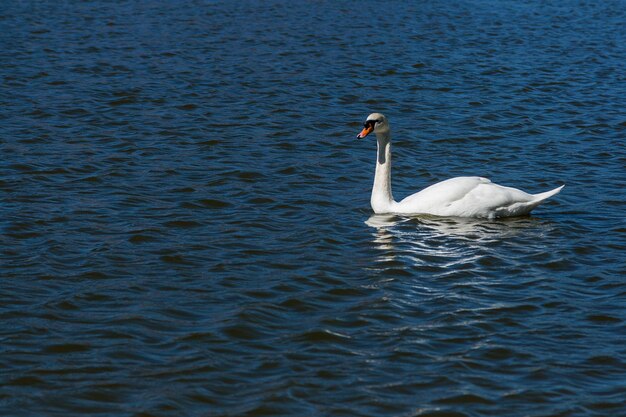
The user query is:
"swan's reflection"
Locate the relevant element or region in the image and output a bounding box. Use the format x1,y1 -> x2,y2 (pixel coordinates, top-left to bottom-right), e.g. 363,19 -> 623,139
366,215 -> 398,263
366,213 -> 547,238
366,213 -> 554,267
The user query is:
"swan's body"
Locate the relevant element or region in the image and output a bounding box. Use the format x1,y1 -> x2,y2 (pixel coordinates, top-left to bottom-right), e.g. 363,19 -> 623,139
357,113 -> 563,219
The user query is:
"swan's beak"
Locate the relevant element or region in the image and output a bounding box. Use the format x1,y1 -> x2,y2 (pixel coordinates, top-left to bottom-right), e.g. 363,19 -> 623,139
357,125 -> 373,139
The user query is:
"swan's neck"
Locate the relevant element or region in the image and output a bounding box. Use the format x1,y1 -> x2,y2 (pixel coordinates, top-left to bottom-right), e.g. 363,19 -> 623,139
371,132 -> 395,213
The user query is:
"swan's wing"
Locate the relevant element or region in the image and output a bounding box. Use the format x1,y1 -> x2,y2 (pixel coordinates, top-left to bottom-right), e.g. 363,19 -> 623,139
457,182 -> 535,217
396,176 -> 550,218
398,177 -> 494,213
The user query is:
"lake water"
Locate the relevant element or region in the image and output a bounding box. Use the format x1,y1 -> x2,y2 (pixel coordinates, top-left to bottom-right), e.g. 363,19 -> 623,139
2,1 -> 625,416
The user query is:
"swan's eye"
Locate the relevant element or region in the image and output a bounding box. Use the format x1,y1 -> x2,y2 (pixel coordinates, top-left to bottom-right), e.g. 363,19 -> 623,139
376,119 -> 383,124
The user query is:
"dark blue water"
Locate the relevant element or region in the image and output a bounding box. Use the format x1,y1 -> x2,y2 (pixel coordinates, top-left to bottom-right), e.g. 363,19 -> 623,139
2,1 -> 625,416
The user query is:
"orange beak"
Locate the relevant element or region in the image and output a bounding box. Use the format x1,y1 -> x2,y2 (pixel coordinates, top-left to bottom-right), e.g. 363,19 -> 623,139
357,125 -> 373,139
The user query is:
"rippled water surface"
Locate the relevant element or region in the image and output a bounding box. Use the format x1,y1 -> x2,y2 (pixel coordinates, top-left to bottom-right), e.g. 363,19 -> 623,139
2,1 -> 625,416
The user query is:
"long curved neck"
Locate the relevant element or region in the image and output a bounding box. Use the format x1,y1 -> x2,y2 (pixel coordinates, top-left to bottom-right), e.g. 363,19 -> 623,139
371,131 -> 395,213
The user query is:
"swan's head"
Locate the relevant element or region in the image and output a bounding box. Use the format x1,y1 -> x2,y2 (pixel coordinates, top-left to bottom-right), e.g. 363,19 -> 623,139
357,113 -> 389,139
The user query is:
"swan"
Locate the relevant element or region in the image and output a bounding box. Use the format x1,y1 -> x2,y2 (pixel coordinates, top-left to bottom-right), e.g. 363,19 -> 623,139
357,113 -> 564,219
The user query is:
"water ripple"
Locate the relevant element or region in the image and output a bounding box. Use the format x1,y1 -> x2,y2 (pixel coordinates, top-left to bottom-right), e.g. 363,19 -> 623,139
2,0 -> 626,416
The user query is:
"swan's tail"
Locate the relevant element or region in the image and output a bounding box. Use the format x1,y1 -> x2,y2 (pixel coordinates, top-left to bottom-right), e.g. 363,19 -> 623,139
531,184 -> 565,203
494,184 -> 564,218
522,184 -> 564,214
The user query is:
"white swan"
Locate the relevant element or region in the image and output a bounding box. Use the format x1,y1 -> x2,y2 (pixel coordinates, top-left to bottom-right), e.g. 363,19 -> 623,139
357,113 -> 564,219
